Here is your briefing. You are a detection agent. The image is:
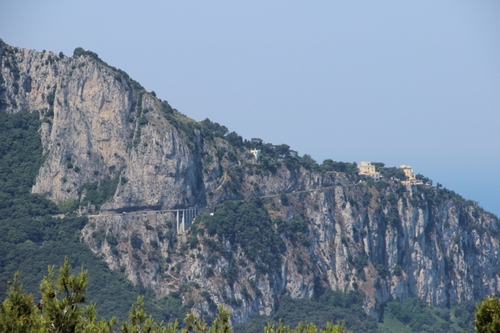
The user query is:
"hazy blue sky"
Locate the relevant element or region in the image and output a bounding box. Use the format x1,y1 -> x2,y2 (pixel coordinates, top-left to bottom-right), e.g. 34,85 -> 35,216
1,1 -> 499,216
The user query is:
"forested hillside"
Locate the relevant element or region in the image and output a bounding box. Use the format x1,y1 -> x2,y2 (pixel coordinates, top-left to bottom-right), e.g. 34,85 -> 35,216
0,75 -> 481,333
0,257 -> 479,332
0,109 -> 190,323
1,39 -> 499,332
0,257 -> 484,332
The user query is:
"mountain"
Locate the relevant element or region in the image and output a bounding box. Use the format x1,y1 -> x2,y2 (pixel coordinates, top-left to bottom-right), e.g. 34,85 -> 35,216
1,39 -> 499,328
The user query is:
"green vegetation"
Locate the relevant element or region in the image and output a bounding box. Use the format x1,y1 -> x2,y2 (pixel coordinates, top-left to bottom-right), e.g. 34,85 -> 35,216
1,45 -> 21,96
319,159 -> 358,176
235,290 -> 375,333
200,198 -> 286,274
475,296 -> 500,333
78,176 -> 119,210
161,102 -> 201,150
276,291 -> 377,332
2,259 -> 493,333
0,95 -> 359,332
379,298 -> 475,333
0,204 -> 159,321
0,110 -> 45,200
237,293 -> 477,333
199,118 -> 359,177
151,294 -> 193,326
200,118 -> 229,140
73,47 -> 144,91
0,259 -> 351,333
199,118 -> 244,151
280,192 -> 290,206
0,109 -> 184,322
262,322 -> 351,333
139,115 -> 149,126
377,166 -> 406,181
0,60 -> 492,333
46,85 -> 56,114
0,259 -> 232,333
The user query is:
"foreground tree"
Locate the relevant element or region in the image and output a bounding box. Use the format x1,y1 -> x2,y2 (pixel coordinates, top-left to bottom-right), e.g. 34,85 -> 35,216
0,258 -> 351,333
40,257 -> 88,332
0,273 -> 41,332
475,296 -> 500,333
0,258 -> 231,333
263,321 -> 350,333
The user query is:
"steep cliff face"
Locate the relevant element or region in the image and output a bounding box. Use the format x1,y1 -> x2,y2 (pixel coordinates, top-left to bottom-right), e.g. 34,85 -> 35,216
81,176 -> 500,323
2,40 -> 499,324
0,41 -> 201,211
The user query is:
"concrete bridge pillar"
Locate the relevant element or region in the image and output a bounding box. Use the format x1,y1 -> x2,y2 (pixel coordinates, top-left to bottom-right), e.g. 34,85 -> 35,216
175,208 -> 198,235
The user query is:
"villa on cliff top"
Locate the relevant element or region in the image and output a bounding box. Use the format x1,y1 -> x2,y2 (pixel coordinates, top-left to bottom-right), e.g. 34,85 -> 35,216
358,161 -> 382,181
358,162 -> 423,185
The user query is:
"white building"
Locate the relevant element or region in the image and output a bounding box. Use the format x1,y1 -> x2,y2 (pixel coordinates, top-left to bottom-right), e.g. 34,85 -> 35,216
250,149 -> 261,160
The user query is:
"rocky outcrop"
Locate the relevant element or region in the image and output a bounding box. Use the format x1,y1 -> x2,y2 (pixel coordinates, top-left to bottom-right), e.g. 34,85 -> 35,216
0,41 -> 200,211
81,178 -> 500,323
2,40 -> 499,323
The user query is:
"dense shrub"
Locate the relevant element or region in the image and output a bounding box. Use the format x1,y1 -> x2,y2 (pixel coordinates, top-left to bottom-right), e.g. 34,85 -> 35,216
0,109 -> 176,322
383,297 -> 472,333
78,177 -> 119,210
201,198 -> 286,272
236,290 -> 377,333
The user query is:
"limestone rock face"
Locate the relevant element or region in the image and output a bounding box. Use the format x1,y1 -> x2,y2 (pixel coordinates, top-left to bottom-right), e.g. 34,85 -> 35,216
0,42 -> 199,210
2,40 -> 500,324
81,177 -> 500,324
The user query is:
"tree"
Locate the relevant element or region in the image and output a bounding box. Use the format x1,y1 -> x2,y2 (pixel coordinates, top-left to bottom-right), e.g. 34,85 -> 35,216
0,273 -> 40,332
262,321 -> 350,333
319,159 -> 336,173
184,305 -> 231,333
299,155 -> 318,171
0,257 -> 91,333
121,296 -> 175,333
475,297 -> 500,333
226,132 -> 243,148
1,259 -> 352,333
0,258 -> 234,333
275,144 -> 290,157
370,162 -> 385,170
318,160 -> 357,176
280,193 -> 290,206
39,257 -> 88,332
200,119 -> 228,138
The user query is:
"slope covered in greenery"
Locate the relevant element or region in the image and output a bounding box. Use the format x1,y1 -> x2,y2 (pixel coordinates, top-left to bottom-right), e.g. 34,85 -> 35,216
0,109 -> 188,322
234,290 -> 377,333
2,257 -> 496,332
0,109 -> 483,332
379,298 -> 475,333
234,291 -> 475,333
